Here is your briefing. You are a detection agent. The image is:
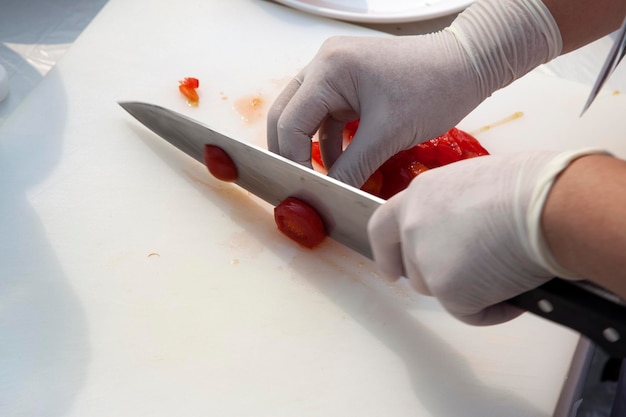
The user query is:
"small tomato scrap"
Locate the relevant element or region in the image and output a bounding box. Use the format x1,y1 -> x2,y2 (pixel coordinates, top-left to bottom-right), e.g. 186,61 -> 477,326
203,144 -> 238,182
274,197 -> 326,249
181,77 -> 199,89
179,77 -> 200,106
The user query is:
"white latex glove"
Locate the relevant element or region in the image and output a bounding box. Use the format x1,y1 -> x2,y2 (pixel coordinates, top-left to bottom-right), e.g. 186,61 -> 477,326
267,0 -> 561,188
368,149 -> 605,326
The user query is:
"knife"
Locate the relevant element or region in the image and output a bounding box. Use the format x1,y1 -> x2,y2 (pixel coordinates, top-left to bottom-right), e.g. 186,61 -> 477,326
120,101 -> 626,357
581,16 -> 626,116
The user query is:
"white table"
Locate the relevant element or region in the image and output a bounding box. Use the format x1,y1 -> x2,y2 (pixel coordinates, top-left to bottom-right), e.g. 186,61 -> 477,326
1,1 -> 625,416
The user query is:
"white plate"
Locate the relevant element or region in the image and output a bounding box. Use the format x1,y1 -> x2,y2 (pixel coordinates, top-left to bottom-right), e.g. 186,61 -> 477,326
273,0 -> 474,23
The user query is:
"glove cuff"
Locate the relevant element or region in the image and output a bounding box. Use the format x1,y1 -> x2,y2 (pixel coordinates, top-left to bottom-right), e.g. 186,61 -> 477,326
526,148 -> 611,279
447,0 -> 562,99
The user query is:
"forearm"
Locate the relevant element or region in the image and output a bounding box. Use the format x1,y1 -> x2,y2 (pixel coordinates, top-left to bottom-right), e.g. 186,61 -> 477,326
543,0 -> 626,53
542,154 -> 626,298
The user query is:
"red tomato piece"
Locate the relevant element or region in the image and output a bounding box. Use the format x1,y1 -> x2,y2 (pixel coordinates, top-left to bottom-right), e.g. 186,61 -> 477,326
311,141 -> 324,168
179,84 -> 199,106
344,119 -> 360,142
360,169 -> 383,197
321,120 -> 488,199
414,127 -> 488,168
203,144 -> 238,182
180,77 -> 199,89
377,149 -> 430,199
447,127 -> 490,158
274,197 -> 326,249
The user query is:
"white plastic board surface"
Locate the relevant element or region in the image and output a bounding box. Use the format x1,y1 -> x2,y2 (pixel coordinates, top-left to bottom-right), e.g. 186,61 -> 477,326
3,0 -> 625,416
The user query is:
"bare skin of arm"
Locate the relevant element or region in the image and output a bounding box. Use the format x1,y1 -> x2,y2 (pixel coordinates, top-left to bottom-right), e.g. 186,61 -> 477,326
542,154 -> 626,298
543,0 -> 626,53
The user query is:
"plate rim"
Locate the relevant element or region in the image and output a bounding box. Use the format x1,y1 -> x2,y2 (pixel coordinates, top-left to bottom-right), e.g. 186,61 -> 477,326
272,0 -> 475,23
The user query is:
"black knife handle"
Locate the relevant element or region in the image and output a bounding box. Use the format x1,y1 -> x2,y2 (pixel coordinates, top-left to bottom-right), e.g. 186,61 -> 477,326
507,279 -> 626,358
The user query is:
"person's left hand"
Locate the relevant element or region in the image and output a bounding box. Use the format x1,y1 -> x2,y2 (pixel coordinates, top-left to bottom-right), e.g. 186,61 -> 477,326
266,33 -> 486,188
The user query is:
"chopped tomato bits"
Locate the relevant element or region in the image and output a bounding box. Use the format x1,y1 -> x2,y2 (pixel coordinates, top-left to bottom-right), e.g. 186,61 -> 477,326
203,144 -> 238,182
274,197 -> 327,249
179,77 -> 200,106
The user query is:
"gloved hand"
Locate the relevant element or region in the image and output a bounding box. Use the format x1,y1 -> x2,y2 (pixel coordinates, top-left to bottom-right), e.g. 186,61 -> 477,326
267,0 -> 562,188
368,149 -> 604,326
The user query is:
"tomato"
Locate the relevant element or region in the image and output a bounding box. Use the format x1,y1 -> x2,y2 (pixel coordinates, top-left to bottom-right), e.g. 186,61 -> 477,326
346,124 -> 488,199
311,141 -> 324,168
377,149 -> 430,199
310,120 -> 488,200
344,119 -> 360,142
311,139 -> 383,196
447,127 -> 490,158
203,144 -> 238,182
413,127 -> 489,168
274,197 -> 326,249
180,77 -> 199,89
360,169 -> 383,196
179,77 -> 200,106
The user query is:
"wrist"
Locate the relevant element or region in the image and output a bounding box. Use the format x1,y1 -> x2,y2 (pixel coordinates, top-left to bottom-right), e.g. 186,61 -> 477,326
446,0 -> 562,97
527,149 -> 609,279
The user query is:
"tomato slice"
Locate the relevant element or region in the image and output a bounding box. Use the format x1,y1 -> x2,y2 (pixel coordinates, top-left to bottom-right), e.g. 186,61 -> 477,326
274,197 -> 326,249
203,144 -> 238,182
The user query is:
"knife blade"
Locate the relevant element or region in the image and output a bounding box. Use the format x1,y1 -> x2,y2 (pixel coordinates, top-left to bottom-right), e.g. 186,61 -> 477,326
581,16 -> 626,116
119,101 -> 384,259
120,101 -> 626,357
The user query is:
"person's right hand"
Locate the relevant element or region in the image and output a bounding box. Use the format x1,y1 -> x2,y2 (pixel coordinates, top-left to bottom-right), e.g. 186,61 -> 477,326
367,149 -> 604,325
267,0 -> 562,188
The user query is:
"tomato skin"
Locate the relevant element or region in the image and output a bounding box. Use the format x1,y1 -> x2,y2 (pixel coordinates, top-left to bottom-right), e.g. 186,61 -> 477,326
274,197 -> 326,249
203,145 -> 238,182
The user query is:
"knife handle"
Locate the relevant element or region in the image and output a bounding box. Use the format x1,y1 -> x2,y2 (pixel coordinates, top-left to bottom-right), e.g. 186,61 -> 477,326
507,279 -> 626,358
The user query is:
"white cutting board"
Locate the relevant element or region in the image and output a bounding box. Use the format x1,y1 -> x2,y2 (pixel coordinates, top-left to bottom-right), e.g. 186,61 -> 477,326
1,0 -> 624,416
